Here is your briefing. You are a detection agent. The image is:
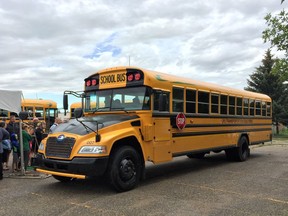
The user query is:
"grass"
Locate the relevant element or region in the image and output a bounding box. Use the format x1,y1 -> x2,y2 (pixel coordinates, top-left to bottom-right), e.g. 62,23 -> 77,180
273,129 -> 288,139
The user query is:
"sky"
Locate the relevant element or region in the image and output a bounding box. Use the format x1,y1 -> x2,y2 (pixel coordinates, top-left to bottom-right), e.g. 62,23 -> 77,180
0,0 -> 285,110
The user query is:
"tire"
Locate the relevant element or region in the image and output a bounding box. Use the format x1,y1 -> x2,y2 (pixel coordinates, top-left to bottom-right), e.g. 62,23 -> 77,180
235,136 -> 250,162
108,146 -> 142,192
52,175 -> 73,182
225,136 -> 250,162
187,153 -> 205,159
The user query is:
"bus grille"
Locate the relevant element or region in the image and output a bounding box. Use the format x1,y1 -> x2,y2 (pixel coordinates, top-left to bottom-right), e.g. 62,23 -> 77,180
45,137 -> 76,158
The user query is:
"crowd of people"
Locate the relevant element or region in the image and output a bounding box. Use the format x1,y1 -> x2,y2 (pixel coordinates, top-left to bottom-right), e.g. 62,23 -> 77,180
0,115 -> 61,180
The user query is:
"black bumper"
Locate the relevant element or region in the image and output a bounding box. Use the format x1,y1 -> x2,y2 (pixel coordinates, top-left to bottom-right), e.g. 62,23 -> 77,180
34,153 -> 109,177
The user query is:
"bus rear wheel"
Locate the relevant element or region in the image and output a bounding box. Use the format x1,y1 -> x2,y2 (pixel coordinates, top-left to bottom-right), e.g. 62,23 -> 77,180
108,146 -> 142,192
225,136 -> 250,162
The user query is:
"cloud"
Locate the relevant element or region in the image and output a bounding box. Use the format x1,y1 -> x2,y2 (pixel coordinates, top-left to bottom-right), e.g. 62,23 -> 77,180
0,0 -> 284,108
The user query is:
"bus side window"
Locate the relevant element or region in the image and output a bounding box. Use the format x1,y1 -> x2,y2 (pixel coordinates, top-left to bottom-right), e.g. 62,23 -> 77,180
229,96 -> 236,115
267,102 -> 271,116
255,100 -> 261,116
211,93 -> 219,114
243,98 -> 249,116
220,94 -> 228,115
186,89 -> 196,113
236,97 -> 243,115
262,101 -> 267,116
198,91 -> 209,114
172,87 -> 184,112
0,109 -> 8,117
249,99 -> 255,116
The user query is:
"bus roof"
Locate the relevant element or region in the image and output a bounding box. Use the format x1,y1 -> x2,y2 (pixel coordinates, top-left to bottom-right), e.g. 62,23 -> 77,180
94,66 -> 271,101
22,99 -> 57,108
70,102 -> 82,108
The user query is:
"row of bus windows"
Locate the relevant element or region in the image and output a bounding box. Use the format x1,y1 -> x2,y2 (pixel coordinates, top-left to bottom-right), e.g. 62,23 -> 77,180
172,88 -> 271,116
0,107 -> 55,119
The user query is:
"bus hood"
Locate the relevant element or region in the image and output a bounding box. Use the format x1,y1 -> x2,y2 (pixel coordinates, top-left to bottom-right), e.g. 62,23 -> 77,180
51,114 -> 140,135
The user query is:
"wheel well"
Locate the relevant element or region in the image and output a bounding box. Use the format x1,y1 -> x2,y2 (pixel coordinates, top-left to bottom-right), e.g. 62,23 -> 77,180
238,133 -> 250,146
110,136 -> 144,164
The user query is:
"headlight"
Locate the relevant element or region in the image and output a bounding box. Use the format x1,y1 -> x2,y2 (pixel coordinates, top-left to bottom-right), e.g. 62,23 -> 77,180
38,142 -> 45,151
78,146 -> 107,154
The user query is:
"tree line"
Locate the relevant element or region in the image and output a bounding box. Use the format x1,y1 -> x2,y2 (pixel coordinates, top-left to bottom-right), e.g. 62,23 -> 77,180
246,0 -> 288,132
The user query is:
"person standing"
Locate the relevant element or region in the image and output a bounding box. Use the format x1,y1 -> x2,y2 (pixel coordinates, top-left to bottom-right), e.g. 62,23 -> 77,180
5,115 -> 20,170
11,132 -> 20,172
0,125 -> 4,180
49,117 -> 62,133
0,121 -> 10,179
22,124 -> 32,171
0,121 -> 11,171
34,122 -> 46,152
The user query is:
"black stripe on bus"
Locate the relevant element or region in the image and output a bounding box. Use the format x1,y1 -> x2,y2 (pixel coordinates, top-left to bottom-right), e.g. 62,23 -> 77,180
183,123 -> 271,128
152,112 -> 272,120
172,128 -> 271,138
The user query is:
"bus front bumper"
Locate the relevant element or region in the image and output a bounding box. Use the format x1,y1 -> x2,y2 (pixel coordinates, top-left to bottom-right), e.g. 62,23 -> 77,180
34,153 -> 109,178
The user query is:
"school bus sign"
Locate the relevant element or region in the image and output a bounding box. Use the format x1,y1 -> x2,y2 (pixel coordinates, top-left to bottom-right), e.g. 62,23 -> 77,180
99,72 -> 126,88
176,112 -> 186,130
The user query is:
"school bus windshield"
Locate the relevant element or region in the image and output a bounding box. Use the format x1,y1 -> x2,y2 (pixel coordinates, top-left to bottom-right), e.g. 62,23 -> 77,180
84,86 -> 151,112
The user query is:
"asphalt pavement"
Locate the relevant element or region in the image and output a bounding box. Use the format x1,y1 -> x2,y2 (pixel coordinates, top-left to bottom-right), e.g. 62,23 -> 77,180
0,139 -> 287,216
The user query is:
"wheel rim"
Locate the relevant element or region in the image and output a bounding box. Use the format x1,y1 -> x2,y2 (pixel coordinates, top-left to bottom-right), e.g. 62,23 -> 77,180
119,158 -> 136,181
241,143 -> 248,159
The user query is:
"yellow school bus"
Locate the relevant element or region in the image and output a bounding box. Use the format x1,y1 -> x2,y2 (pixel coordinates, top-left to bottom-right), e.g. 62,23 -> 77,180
34,66 -> 272,192
69,101 -> 97,119
70,102 -> 82,119
0,99 -> 58,129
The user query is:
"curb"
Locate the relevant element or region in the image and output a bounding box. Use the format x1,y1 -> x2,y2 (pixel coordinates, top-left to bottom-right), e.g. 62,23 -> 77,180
7,172 -> 51,179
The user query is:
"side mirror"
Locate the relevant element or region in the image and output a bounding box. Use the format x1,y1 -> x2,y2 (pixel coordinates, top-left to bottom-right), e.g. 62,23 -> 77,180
19,111 -> 29,120
63,94 -> 68,110
74,108 -> 84,119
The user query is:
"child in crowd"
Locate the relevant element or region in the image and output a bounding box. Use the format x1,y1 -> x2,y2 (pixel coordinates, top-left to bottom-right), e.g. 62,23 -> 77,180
11,133 -> 20,172
22,124 -> 32,171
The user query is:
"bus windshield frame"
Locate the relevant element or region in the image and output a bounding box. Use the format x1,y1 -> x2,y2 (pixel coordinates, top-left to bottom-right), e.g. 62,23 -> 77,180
84,86 -> 151,112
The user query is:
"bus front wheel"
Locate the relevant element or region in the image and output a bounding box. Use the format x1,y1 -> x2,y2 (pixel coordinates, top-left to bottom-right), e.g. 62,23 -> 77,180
108,146 -> 142,192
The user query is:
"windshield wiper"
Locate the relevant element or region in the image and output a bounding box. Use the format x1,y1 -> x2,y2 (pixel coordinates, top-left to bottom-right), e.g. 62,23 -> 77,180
92,107 -> 110,114
76,117 -> 103,142
77,119 -> 96,134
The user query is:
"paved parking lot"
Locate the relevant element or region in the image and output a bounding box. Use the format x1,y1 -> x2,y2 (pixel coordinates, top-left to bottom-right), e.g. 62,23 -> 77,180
1,140 -> 287,216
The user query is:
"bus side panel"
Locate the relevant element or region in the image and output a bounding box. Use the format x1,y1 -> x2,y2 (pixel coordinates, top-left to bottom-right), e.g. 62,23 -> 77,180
152,118 -> 172,163
171,133 -> 238,154
249,131 -> 272,145
153,141 -> 172,163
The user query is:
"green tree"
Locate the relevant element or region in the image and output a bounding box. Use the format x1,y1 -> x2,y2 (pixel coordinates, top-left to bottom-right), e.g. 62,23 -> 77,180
245,49 -> 288,133
262,1 -> 288,82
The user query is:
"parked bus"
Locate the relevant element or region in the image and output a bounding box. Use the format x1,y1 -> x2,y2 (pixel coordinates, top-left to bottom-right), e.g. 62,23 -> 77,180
70,101 -> 97,119
34,66 -> 272,192
0,99 -> 58,129
70,102 -> 82,119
